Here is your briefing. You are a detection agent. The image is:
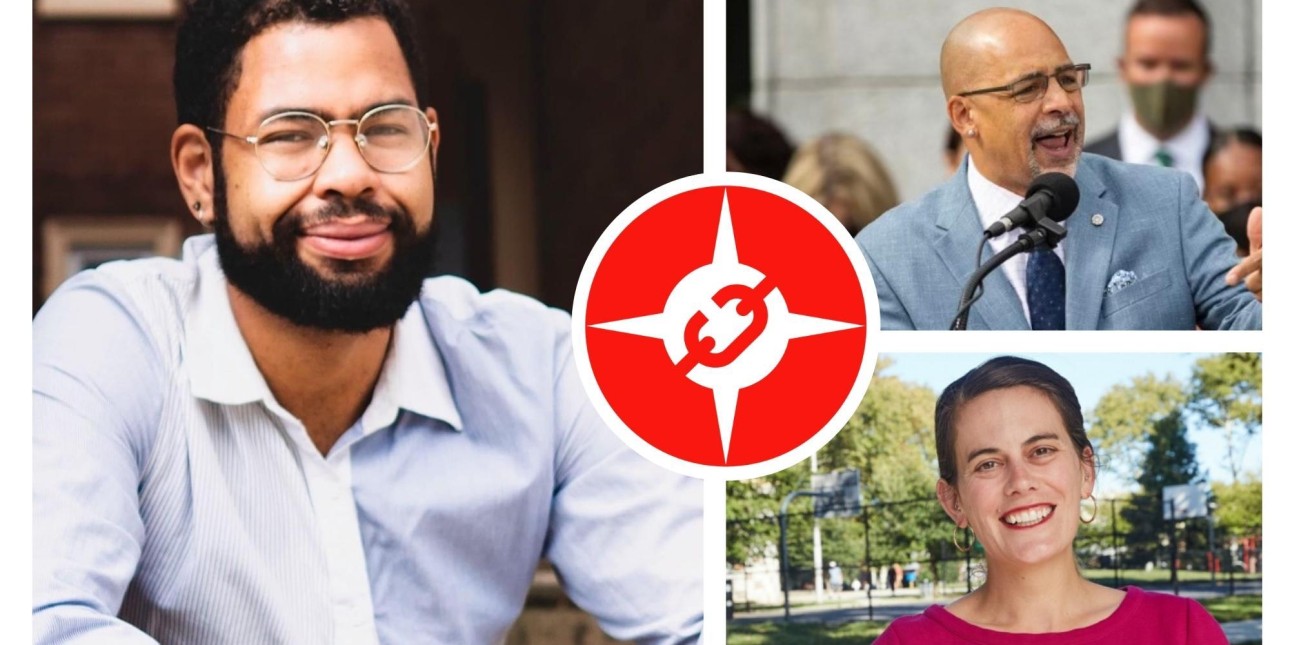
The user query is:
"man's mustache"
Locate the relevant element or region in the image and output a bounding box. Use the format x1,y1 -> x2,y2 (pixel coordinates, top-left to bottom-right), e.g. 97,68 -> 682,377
1032,112 -> 1081,139
279,197 -> 408,236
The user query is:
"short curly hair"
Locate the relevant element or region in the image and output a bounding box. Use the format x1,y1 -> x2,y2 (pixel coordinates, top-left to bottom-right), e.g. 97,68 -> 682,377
173,0 -> 426,135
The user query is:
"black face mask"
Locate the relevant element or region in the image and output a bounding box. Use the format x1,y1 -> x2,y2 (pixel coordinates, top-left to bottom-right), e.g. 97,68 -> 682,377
211,161 -> 438,333
1217,201 -> 1259,256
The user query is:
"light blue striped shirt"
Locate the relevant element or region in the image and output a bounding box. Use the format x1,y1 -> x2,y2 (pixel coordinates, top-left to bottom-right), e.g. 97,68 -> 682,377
34,235 -> 703,644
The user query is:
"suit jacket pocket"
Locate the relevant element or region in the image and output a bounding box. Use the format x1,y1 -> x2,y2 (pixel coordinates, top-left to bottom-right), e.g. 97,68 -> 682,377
1100,269 -> 1173,318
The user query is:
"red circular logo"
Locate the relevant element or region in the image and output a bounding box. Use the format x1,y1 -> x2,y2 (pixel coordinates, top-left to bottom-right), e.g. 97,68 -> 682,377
572,174 -> 879,479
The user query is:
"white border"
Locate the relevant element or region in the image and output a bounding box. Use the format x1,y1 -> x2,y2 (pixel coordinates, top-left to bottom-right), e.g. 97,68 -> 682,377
702,1 -> 729,640
571,172 -> 882,482
14,2 -> 35,641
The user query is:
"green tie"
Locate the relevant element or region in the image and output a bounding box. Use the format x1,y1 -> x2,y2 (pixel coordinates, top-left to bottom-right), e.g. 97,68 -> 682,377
1154,148 -> 1174,167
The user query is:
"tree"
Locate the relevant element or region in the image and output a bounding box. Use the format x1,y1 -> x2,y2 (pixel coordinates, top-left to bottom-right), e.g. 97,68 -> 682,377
1086,374 -> 1187,484
1190,353 -> 1262,482
726,462 -> 810,566
815,359 -> 947,584
1212,475 -> 1261,538
724,357 -> 949,586
1120,409 -> 1207,566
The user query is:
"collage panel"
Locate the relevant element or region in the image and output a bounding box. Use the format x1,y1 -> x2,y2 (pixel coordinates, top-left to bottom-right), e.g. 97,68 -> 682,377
31,2 -> 703,643
23,0 -> 1278,643
726,353 -> 1262,643
728,0 -> 1261,330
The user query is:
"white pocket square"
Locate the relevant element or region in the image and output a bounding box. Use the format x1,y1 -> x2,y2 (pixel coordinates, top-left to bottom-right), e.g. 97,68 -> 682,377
1106,270 -> 1137,295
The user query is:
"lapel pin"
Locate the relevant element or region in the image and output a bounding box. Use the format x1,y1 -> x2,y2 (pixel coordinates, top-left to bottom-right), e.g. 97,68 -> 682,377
1091,213 -> 1105,226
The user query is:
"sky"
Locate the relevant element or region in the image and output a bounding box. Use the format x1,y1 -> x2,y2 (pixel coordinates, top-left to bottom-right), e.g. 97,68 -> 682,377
880,352 -> 1261,494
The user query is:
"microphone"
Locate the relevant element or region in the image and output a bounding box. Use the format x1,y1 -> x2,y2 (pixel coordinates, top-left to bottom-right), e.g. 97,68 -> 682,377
950,174 -> 1078,330
983,173 -> 1080,238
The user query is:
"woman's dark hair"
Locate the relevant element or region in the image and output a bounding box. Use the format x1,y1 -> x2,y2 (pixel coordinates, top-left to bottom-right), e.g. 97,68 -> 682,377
726,107 -> 795,180
1202,127 -> 1262,174
174,0 -> 427,135
934,356 -> 1095,484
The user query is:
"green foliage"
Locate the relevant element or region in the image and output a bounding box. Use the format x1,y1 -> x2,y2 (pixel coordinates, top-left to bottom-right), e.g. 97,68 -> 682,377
726,463 -> 810,565
1086,374 -> 1187,483
1120,409 -> 1207,566
1190,353 -> 1262,481
725,358 -> 954,581
1212,476 -> 1262,536
1197,594 -> 1263,623
816,358 -> 948,576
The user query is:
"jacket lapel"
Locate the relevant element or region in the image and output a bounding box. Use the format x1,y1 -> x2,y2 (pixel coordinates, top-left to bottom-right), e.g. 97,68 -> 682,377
930,169 -> 1030,330
1064,159 -> 1119,329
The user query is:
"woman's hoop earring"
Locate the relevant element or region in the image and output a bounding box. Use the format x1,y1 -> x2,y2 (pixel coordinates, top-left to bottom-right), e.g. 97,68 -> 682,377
1080,495 -> 1098,524
953,524 -> 973,553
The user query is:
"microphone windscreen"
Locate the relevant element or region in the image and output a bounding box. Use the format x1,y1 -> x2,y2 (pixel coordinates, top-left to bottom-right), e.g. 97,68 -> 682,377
1026,173 -> 1080,222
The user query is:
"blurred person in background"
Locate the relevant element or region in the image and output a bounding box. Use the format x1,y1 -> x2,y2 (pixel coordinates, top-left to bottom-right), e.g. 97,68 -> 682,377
782,132 -> 900,235
1203,128 -> 1261,258
1085,0 -> 1216,191
945,125 -> 967,176
1202,128 -> 1261,217
727,106 -> 795,179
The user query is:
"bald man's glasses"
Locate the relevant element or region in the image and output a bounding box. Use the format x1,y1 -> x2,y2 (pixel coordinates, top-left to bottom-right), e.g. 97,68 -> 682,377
958,64 -> 1091,103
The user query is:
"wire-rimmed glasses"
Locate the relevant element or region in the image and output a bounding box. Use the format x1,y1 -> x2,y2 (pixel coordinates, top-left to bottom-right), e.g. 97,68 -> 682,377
957,64 -> 1091,103
207,104 -> 435,181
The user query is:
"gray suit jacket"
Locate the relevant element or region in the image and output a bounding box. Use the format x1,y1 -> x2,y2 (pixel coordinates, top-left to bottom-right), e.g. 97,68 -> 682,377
856,153 -> 1260,330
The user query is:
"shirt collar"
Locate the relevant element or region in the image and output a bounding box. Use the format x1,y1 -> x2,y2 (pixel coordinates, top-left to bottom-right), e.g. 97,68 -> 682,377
184,236 -> 462,433
1118,110 -> 1209,167
966,154 -> 1066,259
186,239 -> 275,406
358,301 -> 463,434
967,154 -> 1025,228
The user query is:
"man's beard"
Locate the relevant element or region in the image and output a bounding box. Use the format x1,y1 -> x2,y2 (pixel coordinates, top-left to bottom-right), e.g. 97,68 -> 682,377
1027,112 -> 1083,179
211,163 -> 437,333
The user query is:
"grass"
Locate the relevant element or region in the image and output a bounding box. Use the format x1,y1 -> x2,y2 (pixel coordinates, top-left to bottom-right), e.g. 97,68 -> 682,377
727,621 -> 886,645
1198,594 -> 1262,623
1083,569 -> 1259,586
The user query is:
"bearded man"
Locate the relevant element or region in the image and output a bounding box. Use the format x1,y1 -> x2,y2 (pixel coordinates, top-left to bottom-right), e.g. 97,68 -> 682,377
32,1 -> 701,643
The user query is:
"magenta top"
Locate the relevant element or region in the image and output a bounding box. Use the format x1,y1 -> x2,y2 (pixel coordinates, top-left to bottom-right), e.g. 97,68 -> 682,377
874,586 -> 1229,644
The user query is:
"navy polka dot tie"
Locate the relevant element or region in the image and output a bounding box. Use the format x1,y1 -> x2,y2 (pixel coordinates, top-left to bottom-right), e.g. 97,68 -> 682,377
1026,246 -> 1065,330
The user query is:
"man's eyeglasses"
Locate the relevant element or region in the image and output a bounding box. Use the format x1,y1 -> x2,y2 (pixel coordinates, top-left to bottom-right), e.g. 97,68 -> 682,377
957,64 -> 1091,103
207,104 -> 435,181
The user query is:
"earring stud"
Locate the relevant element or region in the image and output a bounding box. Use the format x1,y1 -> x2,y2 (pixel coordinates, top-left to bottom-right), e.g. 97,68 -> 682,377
193,201 -> 202,212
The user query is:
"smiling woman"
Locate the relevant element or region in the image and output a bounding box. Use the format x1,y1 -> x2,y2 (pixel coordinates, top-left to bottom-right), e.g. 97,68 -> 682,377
874,356 -> 1228,644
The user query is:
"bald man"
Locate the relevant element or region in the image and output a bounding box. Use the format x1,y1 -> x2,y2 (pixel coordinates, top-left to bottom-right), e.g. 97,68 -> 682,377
855,8 -> 1260,330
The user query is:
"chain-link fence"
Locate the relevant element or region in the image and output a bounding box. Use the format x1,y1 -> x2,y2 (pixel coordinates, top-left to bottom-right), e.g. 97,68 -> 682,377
727,496 -> 1261,617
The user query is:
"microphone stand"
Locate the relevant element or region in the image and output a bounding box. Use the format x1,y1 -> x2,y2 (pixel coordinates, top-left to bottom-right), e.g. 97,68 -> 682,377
949,217 -> 1068,330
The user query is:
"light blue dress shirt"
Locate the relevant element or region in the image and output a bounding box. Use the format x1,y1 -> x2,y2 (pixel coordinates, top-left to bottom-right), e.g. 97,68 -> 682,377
33,235 -> 703,644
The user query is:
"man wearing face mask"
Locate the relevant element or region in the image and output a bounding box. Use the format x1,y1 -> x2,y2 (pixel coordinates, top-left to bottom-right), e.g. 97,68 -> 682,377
1085,0 -> 1215,192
